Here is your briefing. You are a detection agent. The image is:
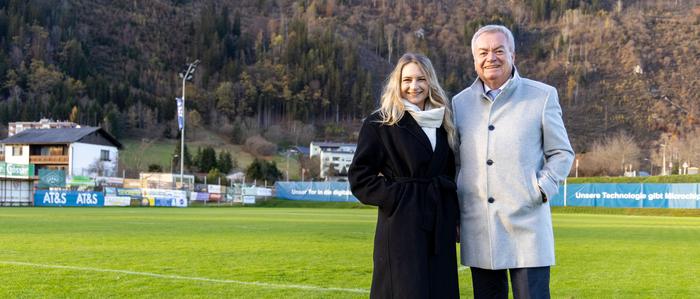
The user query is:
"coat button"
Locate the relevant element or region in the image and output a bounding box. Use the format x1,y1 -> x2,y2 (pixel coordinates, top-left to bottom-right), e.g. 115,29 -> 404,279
487,159 -> 494,165
488,197 -> 495,203
488,125 -> 495,131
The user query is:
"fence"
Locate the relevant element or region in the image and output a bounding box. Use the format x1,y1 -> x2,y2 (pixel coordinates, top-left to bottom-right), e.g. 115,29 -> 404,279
0,179 -> 33,206
276,181 -> 700,209
552,183 -> 700,209
275,181 -> 357,202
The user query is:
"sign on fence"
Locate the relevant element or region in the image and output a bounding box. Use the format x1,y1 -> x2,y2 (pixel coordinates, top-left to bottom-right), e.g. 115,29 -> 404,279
191,192 -> 210,201
104,196 -> 130,206
208,185 -> 221,194
142,188 -> 188,207
115,188 -> 143,199
0,162 -> 34,179
96,176 -> 124,187
256,187 -> 273,197
275,182 -> 357,202
551,183 -> 700,209
34,191 -> 104,207
69,175 -> 95,187
38,169 -> 65,188
243,196 -> 256,204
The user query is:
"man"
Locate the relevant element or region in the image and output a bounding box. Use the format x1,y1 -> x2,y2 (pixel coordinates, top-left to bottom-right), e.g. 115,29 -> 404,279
452,25 -> 574,298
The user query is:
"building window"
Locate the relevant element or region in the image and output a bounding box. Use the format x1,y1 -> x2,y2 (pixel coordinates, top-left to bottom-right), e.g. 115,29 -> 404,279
100,150 -> 110,161
12,146 -> 22,156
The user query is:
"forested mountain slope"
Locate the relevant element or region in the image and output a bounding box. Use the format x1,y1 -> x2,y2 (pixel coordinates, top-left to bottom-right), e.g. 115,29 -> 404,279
0,0 -> 697,152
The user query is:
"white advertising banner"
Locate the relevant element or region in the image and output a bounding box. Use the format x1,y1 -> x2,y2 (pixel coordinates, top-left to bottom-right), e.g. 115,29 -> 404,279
256,187 -> 272,197
142,188 -> 188,207
208,185 -> 222,194
243,196 -> 256,204
242,187 -> 257,196
104,196 -> 131,206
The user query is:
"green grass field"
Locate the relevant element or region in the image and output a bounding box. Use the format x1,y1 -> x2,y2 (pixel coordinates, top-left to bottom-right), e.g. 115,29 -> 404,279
0,207 -> 698,298
567,174 -> 700,184
120,138 -> 301,179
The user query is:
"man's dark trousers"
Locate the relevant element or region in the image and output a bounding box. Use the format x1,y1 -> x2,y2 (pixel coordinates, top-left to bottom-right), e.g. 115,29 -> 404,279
470,266 -> 550,299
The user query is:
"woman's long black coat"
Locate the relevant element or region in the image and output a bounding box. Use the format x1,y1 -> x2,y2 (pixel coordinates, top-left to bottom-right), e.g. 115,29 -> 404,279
348,112 -> 460,299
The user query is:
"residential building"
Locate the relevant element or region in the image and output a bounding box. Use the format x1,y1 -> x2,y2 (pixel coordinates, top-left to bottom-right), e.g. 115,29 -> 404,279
309,142 -> 356,158
0,127 -> 122,177
309,142 -> 356,179
8,119 -> 79,136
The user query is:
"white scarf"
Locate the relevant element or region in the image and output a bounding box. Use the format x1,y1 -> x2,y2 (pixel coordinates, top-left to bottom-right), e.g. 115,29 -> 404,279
402,100 -> 445,128
402,100 -> 445,150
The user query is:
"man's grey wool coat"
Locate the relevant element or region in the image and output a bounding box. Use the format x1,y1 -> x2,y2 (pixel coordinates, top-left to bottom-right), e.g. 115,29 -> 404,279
451,69 -> 574,270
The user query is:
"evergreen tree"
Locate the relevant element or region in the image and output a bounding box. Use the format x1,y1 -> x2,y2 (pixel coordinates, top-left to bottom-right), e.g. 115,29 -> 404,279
245,158 -> 281,183
218,150 -> 233,174
198,146 -> 218,172
172,143 -> 193,172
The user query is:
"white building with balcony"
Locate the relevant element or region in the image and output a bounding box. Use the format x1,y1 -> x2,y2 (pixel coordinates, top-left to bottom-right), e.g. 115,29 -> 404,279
0,127 -> 122,177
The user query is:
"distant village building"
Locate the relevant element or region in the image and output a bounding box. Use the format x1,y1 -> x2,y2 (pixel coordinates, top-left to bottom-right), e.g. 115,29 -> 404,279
139,172 -> 194,190
8,118 -> 79,136
309,141 -> 356,179
0,127 -> 122,177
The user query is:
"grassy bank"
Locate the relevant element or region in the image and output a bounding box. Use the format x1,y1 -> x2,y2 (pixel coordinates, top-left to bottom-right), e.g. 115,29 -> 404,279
119,137 -> 301,179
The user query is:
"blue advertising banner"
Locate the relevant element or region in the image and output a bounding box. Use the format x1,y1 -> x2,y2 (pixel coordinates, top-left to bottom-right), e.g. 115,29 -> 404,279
176,97 -> 184,130
155,198 -> 173,207
275,181 -> 358,202
34,191 -> 105,207
550,183 -> 700,209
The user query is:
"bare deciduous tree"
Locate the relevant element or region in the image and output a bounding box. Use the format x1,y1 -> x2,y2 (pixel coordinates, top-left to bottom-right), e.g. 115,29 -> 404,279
579,131 -> 641,176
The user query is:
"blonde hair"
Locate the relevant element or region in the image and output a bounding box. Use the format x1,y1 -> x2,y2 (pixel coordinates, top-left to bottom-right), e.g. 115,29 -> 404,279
378,53 -> 458,151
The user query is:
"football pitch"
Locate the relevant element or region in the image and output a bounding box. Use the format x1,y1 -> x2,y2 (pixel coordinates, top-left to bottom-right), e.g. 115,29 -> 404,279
0,207 -> 698,298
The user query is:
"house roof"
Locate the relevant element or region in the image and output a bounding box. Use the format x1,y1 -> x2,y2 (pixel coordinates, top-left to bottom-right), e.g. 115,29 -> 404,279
0,127 -> 122,149
291,146 -> 310,155
311,141 -> 356,148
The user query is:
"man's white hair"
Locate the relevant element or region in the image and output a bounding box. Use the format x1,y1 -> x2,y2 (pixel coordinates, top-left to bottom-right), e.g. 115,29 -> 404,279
471,25 -> 515,54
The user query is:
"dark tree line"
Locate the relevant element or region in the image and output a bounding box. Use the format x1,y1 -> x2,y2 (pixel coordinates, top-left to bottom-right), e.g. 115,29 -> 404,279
173,143 -> 235,174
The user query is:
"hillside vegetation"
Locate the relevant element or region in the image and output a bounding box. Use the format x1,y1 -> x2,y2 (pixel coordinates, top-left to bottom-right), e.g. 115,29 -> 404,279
0,0 -> 697,156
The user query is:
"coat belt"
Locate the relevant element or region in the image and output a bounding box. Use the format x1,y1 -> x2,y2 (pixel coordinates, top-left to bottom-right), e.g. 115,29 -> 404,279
393,175 -> 456,255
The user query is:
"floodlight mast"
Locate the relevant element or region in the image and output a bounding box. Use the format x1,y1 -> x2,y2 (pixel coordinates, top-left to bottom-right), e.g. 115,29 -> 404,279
179,59 -> 200,189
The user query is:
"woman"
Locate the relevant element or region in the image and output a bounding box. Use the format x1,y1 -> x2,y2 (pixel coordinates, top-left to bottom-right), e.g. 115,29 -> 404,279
348,53 -> 460,298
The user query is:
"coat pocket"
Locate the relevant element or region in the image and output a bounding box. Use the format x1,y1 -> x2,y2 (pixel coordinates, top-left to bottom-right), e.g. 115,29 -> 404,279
529,171 -> 543,207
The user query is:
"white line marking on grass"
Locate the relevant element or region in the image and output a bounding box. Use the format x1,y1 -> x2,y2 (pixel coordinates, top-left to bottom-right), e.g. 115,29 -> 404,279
0,260 -> 369,294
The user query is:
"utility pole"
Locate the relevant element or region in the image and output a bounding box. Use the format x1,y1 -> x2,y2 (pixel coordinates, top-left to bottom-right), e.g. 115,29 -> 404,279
178,59 -> 200,189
